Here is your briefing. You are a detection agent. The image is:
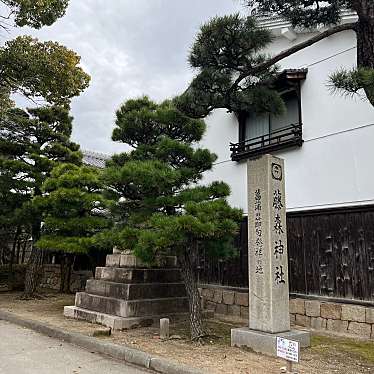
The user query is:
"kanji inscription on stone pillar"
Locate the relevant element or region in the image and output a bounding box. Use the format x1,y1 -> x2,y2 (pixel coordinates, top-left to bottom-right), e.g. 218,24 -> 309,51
247,154 -> 290,333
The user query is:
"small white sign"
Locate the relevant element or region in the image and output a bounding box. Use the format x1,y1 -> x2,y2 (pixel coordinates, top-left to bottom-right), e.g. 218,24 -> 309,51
276,337 -> 299,363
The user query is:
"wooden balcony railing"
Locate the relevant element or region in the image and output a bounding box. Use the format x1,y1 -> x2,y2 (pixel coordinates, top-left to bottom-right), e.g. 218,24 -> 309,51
230,123 -> 303,161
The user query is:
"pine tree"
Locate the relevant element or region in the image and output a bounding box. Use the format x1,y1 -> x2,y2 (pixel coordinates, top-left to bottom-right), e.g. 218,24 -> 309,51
35,163 -> 112,293
0,106 -> 82,297
246,1 -> 374,105
103,97 -> 242,340
177,5 -> 374,118
175,15 -> 285,118
1,0 -> 89,297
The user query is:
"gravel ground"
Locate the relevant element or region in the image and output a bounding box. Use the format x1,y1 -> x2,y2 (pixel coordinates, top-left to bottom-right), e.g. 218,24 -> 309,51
0,292 -> 373,374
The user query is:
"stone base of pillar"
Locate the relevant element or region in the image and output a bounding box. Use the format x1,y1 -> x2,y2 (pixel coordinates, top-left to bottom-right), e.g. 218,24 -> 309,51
63,254 -> 189,330
231,327 -> 310,357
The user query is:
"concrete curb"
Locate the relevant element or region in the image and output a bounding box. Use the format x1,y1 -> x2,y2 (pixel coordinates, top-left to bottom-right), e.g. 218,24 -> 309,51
0,310 -> 207,374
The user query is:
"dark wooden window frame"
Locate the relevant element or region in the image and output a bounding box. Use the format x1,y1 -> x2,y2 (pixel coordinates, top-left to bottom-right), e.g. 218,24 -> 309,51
231,69 -> 307,161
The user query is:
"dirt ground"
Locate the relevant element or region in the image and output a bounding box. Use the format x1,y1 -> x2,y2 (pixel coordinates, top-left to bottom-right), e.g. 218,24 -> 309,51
0,292 -> 373,374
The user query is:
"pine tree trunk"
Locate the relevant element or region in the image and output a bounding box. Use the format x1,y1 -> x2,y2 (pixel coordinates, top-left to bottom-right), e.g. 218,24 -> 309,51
8,227 -> 20,290
23,221 -> 43,298
23,246 -> 43,298
21,240 -> 27,264
60,254 -> 74,293
16,239 -> 21,264
178,250 -> 204,341
356,2 -> 374,105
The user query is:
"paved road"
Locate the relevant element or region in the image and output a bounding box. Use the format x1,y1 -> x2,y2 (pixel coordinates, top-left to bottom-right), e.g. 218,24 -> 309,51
0,320 -> 151,374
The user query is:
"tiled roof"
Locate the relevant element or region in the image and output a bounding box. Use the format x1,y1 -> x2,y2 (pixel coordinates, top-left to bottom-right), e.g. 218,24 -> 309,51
82,150 -> 111,169
254,9 -> 357,30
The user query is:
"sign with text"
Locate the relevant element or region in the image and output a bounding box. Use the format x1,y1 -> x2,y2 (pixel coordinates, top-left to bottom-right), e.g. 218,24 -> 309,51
247,155 -> 290,333
276,337 -> 299,363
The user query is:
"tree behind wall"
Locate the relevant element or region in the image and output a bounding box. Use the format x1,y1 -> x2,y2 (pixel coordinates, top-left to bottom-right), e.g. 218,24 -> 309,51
0,0 -> 90,297
0,106 -> 82,297
35,164 -> 112,293
103,97 -> 242,339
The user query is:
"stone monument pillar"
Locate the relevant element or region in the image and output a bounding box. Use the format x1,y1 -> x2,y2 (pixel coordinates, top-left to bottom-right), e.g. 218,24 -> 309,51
231,154 -> 310,356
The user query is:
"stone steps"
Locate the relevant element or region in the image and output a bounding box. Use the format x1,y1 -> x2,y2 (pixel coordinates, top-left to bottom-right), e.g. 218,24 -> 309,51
75,292 -> 189,318
85,279 -> 187,300
64,305 -> 188,330
95,267 -> 182,284
65,254 -> 190,330
106,254 -> 177,268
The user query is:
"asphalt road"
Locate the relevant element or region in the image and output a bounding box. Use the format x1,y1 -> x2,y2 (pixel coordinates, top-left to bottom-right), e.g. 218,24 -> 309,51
0,320 -> 152,374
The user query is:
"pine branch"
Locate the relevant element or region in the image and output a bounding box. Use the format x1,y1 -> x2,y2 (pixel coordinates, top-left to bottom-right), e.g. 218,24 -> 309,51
234,22 -> 358,87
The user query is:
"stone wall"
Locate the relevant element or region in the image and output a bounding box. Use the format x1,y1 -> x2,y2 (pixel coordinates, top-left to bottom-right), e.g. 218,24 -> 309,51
290,298 -> 374,339
40,264 -> 92,292
200,285 -> 374,340
0,265 -> 26,291
201,286 -> 249,320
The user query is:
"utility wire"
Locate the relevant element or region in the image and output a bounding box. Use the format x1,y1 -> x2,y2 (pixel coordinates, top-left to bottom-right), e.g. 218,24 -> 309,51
301,46 -> 357,68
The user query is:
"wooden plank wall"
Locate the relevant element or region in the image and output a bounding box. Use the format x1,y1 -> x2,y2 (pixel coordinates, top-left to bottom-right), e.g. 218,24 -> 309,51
288,207 -> 374,301
197,206 -> 374,302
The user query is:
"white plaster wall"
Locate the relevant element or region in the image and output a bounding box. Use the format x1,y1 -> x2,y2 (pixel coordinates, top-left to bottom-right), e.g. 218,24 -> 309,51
200,30 -> 374,214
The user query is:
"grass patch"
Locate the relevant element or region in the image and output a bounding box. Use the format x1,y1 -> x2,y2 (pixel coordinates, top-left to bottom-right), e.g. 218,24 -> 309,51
311,334 -> 374,364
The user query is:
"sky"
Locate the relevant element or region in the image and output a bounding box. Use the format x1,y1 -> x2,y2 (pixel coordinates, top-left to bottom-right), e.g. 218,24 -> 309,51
3,0 -> 244,154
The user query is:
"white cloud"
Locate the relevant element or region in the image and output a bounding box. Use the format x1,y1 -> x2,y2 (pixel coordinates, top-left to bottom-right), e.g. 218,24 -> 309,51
3,0 -> 244,154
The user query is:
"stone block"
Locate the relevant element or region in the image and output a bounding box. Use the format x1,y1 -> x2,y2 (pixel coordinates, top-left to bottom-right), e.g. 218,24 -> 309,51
366,307 -> 374,324
0,285 -> 9,292
106,254 -> 177,269
289,298 -> 305,315
92,328 -> 111,337
295,314 -> 311,328
106,254 -> 121,267
160,318 -> 170,340
86,279 -> 186,300
205,301 -> 217,312
95,267 -> 181,284
347,322 -> 372,338
240,306 -> 249,319
231,328 -> 310,357
326,319 -> 348,333
310,317 -> 327,330
305,300 -> 321,317
119,255 -> 141,268
289,314 -> 296,324
235,292 -> 249,307
213,289 -> 223,304
228,304 -> 241,317
64,306 -> 185,330
222,290 -> 235,305
321,303 -> 342,320
341,305 -> 366,322
75,292 -> 188,318
215,303 -> 228,315
201,288 -> 214,302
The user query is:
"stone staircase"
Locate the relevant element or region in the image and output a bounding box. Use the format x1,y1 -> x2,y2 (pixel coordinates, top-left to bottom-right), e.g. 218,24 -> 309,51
64,253 -> 189,330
